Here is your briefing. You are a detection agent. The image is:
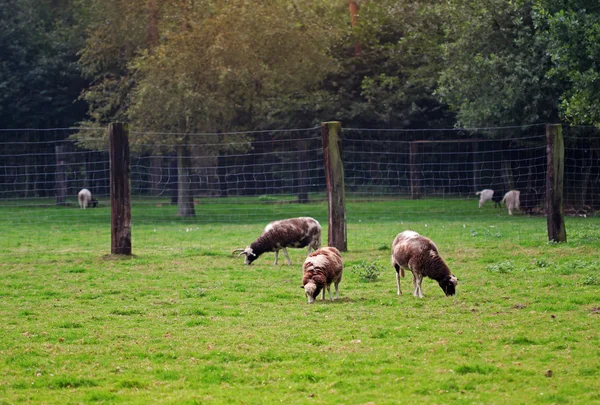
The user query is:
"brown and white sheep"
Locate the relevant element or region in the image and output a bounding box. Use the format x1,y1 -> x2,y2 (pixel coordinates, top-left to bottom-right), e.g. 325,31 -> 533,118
233,217 -> 321,265
391,230 -> 458,298
77,188 -> 98,209
301,246 -> 343,304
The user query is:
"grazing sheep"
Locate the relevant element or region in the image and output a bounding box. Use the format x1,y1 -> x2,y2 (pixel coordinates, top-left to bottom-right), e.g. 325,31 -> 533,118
520,188 -> 543,215
502,190 -> 520,215
476,189 -> 503,208
391,231 -> 458,298
77,188 -> 98,209
233,217 -> 321,265
302,246 -> 343,304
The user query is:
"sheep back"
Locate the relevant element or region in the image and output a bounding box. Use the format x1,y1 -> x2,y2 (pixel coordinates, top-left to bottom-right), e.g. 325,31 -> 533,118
253,217 -> 321,253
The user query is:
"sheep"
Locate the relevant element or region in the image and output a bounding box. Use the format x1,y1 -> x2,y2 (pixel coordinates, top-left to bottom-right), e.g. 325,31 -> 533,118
301,246 -> 343,304
233,217 -> 321,265
520,188 -> 543,215
476,189 -> 503,208
391,230 -> 458,298
77,188 -> 98,209
501,188 -> 543,215
502,190 -> 520,215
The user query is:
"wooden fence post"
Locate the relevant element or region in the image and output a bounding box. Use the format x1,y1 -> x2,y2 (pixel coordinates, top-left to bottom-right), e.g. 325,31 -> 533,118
546,124 -> 566,242
109,123 -> 132,255
321,121 -> 347,252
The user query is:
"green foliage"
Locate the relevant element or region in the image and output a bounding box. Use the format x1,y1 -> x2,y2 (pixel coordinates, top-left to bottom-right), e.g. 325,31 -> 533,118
535,1 -> 600,124
352,260 -> 384,282
485,261 -> 518,273
0,0 -> 87,128
436,0 -> 561,127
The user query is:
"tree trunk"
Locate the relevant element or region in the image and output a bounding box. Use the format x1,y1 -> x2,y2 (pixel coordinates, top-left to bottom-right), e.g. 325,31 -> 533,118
176,145 -> 195,217
149,155 -> 163,196
169,156 -> 178,204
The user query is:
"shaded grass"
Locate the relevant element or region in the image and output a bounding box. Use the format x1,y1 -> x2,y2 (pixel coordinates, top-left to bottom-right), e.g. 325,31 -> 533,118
0,198 -> 599,404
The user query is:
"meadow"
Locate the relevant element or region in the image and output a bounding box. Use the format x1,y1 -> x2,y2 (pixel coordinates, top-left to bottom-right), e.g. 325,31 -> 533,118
0,197 -> 599,404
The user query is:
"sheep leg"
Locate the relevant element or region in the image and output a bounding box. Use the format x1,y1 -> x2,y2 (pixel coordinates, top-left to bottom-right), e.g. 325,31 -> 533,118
334,281 -> 340,300
282,247 -> 292,265
395,268 -> 402,296
327,285 -> 333,301
412,273 -> 419,297
273,250 -> 279,265
415,275 -> 424,298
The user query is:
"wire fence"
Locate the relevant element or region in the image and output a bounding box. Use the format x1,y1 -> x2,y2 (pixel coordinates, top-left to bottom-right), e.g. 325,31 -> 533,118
1,124 -> 598,251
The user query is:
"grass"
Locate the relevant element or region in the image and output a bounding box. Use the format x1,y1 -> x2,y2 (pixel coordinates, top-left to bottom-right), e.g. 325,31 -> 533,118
0,197 -> 599,404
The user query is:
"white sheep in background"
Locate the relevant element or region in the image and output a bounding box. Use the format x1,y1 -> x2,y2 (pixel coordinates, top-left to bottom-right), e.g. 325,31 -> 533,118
502,190 -> 520,215
476,189 -> 503,208
302,246 -> 343,304
77,188 -> 98,209
391,230 -> 458,298
233,217 -> 321,265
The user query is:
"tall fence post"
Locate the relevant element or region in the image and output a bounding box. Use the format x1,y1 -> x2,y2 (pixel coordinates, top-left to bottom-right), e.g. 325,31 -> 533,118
546,124 -> 566,242
109,123 -> 132,255
321,121 -> 347,252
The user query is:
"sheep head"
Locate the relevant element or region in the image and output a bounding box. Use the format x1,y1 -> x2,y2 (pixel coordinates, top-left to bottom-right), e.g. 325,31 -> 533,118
232,247 -> 257,265
302,281 -> 322,304
438,275 -> 458,296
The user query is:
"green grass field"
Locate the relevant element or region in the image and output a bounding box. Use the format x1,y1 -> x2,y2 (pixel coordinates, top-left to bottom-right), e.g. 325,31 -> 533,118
1,198 -> 599,404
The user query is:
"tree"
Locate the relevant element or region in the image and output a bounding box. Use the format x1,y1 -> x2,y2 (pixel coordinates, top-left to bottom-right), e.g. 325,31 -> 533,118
314,0 -> 454,129
78,0 -> 338,215
436,0 -> 562,127
0,0 -> 87,128
533,1 -> 600,125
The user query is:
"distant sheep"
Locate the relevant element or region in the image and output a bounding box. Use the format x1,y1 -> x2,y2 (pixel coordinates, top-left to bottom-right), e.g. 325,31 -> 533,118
502,190 -> 520,215
233,217 -> 321,265
476,189 -> 503,208
77,188 -> 98,209
391,230 -> 458,298
520,188 -> 543,215
502,189 -> 542,215
302,246 -> 343,304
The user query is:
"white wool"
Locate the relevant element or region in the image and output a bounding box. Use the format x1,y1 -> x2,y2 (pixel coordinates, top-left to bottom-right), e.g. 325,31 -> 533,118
401,230 -> 420,239
306,254 -> 331,271
78,188 -> 92,209
477,189 -> 494,208
502,190 -> 520,215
